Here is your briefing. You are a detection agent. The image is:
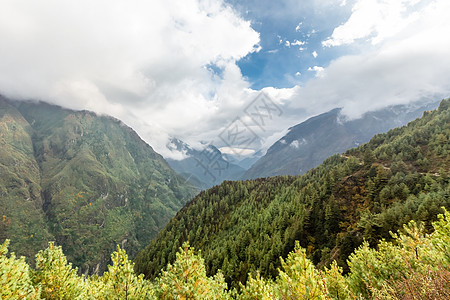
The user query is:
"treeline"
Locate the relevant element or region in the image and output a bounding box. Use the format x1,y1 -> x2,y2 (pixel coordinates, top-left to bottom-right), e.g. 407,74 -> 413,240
134,99 -> 449,288
2,209 -> 449,299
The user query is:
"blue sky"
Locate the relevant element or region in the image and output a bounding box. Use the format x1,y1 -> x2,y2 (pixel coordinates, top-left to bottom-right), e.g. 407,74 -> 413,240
1,0 -> 450,158
228,0 -> 353,89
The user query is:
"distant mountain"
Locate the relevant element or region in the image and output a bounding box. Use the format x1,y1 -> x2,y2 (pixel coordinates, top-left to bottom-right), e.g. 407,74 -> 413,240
243,101 -> 440,179
228,150 -> 263,170
166,138 -> 246,189
0,97 -> 197,273
134,99 -> 449,289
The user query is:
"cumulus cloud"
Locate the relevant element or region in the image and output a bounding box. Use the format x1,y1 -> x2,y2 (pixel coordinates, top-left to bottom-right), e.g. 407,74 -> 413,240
323,0 -> 425,47
0,0 -> 259,157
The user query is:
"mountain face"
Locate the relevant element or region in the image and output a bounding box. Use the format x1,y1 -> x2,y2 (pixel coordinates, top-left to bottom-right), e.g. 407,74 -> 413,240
166,138 -> 246,189
243,101 -> 440,179
0,97 -> 197,273
134,99 -> 449,289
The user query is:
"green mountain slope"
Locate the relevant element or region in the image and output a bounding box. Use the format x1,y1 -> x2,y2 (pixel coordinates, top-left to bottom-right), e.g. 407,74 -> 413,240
0,99 -> 52,259
134,99 -> 449,288
0,97 -> 197,273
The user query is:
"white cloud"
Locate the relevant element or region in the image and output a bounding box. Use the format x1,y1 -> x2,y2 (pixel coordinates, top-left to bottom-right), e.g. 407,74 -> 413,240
323,0 -> 425,47
295,22 -> 303,32
0,0 -> 260,158
219,147 -> 255,156
284,39 -> 305,49
291,40 -> 306,46
307,66 -> 325,77
290,140 -> 300,149
312,51 -> 318,58
289,139 -> 307,149
292,0 -> 450,119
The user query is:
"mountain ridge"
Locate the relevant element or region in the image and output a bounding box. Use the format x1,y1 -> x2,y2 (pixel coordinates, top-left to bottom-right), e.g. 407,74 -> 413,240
166,138 -> 247,189
243,101 -> 440,179
0,96 -> 197,273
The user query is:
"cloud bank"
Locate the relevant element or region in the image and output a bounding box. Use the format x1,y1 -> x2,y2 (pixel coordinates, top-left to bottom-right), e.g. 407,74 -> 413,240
1,0 -> 449,158
291,0 -> 450,119
0,0 -> 260,156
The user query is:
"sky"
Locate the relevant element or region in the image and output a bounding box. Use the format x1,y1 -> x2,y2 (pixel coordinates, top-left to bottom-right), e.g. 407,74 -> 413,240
1,0 -> 449,159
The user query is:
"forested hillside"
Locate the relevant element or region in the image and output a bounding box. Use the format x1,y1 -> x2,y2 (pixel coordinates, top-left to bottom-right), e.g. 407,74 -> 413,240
0,97 -> 197,273
2,208 -> 449,299
135,99 -> 449,288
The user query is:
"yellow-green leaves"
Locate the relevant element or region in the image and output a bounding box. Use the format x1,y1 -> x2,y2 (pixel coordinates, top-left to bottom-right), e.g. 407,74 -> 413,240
101,245 -> 154,299
0,239 -> 41,299
33,242 -> 87,300
156,242 -> 229,299
1,209 -> 450,300
274,241 -> 327,299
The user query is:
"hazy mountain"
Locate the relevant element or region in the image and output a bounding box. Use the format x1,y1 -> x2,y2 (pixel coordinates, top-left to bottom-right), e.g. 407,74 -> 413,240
134,99 -> 449,288
166,138 -> 246,189
227,150 -> 264,170
243,101 -> 440,179
0,97 -> 197,273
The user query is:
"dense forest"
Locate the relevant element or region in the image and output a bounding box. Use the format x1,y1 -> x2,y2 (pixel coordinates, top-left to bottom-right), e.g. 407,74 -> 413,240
2,208 -> 449,299
134,99 -> 449,289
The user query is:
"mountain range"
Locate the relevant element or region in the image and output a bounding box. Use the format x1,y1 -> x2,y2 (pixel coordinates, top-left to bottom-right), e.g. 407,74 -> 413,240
166,138 -> 246,189
1,93 -> 448,291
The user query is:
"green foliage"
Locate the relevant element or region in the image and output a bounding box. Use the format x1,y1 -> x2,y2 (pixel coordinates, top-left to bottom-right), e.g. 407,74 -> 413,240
0,99 -> 51,261
323,262 -> 353,300
135,99 -> 450,288
155,242 -> 229,300
0,239 -> 41,299
346,209 -> 450,299
238,272 -> 274,300
431,206 -> 450,265
273,241 -> 327,299
100,245 -> 154,299
2,240 -> 155,300
1,211 -> 450,299
33,242 -> 87,299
